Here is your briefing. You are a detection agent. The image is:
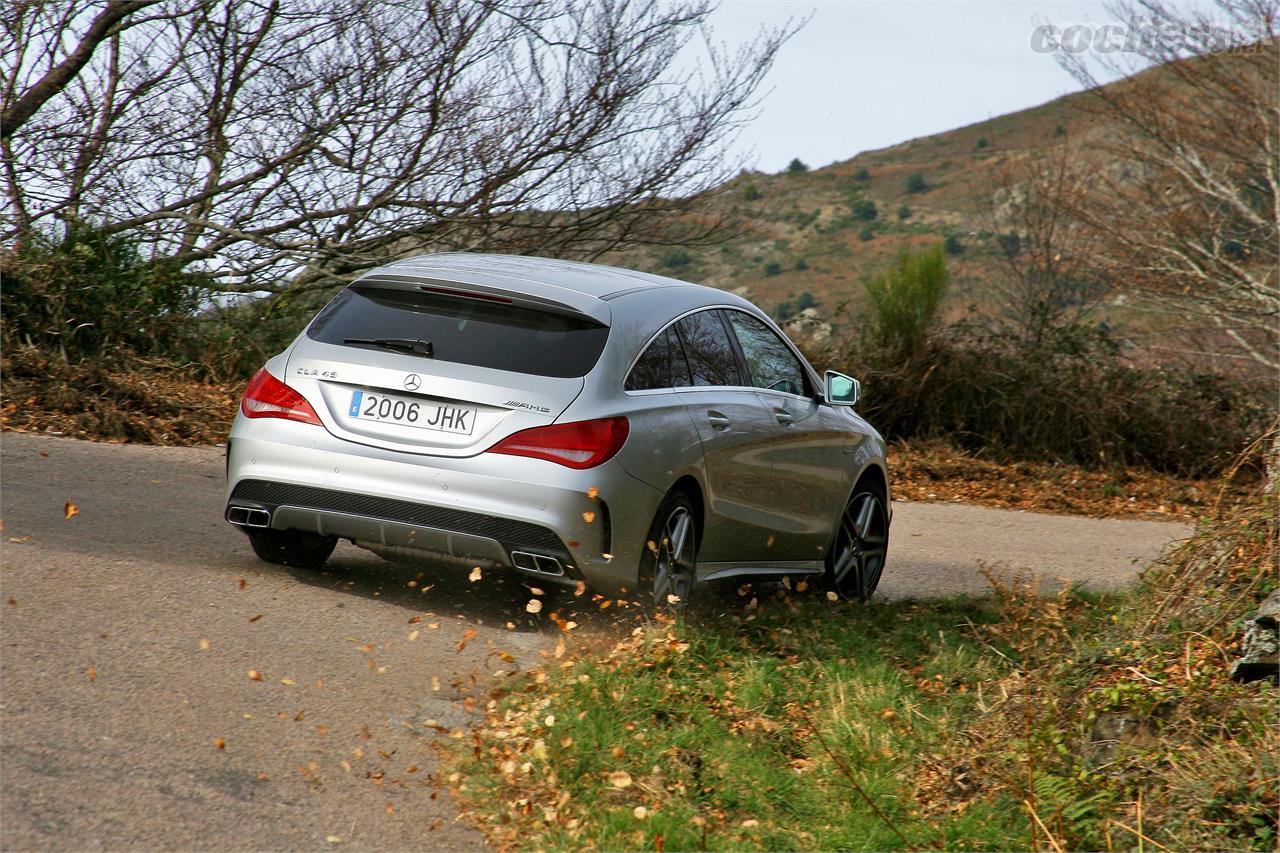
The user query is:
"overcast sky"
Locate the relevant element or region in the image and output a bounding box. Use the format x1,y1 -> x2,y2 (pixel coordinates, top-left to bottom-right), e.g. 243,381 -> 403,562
706,0 -> 1130,172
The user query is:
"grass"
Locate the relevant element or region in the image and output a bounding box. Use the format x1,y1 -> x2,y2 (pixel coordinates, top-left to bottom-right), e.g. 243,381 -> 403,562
445,488 -> 1278,852
448,593 -> 1033,851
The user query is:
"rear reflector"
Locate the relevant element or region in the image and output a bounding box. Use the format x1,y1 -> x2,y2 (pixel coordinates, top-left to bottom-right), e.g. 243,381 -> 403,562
487,417 -> 629,469
241,368 -> 322,426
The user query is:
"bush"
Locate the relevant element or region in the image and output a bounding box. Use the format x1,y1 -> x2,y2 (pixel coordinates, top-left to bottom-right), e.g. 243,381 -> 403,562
862,244 -> 950,357
997,232 -> 1021,257
795,290 -> 817,312
742,182 -> 762,201
944,233 -> 964,255
793,258 -> 809,271
828,322 -> 1269,478
897,205 -> 911,220
858,227 -> 875,242
1,226 -> 209,362
975,136 -> 990,149
662,247 -> 692,269
850,199 -> 878,221
853,166 -> 871,181
763,260 -> 782,276
786,158 -> 808,174
906,172 -> 928,193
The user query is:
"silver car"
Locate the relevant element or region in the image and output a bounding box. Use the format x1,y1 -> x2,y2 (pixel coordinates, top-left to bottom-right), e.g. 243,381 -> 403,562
224,253 -> 890,605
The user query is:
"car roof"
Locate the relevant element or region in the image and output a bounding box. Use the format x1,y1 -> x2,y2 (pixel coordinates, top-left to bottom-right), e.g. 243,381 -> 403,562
380,252 -> 705,301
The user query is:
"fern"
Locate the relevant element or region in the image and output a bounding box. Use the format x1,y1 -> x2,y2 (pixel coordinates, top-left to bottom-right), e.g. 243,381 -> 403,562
1033,773 -> 1109,848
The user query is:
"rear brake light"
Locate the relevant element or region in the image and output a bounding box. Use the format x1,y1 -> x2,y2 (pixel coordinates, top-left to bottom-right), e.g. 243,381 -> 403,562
240,368 -> 322,426
487,417 -> 629,469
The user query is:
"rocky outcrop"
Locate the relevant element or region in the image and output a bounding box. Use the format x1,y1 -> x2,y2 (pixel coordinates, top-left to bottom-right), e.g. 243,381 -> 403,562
1230,589 -> 1280,683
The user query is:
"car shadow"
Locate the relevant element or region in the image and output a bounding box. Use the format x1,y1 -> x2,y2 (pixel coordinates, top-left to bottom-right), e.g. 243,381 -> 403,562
280,542 -> 654,641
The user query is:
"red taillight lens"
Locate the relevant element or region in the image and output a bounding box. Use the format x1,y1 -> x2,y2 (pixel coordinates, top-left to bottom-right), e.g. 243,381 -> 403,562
487,416 -> 629,469
240,368 -> 322,426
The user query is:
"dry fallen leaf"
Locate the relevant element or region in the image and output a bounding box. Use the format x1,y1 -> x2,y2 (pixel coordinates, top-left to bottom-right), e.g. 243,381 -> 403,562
607,770 -> 633,788
529,586 -> 545,596
456,628 -> 478,652
214,737 -> 226,750
634,806 -> 649,819
766,534 -> 775,548
526,599 -> 543,614
248,614 -> 262,623
408,615 -> 423,624
431,675 -> 441,691
587,486 -> 599,500
198,638 -> 211,651
582,511 -> 596,523
63,500 -> 78,520
574,580 -> 587,596
86,665 -> 97,682
326,836 -> 342,844
796,580 -> 809,593
468,566 -> 483,582
826,591 -> 839,602
247,669 -> 263,681
237,577 -> 248,590
280,678 -> 295,686
408,630 -> 419,641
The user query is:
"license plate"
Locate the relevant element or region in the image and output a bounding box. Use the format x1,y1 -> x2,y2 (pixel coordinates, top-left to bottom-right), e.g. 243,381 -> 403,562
348,390 -> 475,435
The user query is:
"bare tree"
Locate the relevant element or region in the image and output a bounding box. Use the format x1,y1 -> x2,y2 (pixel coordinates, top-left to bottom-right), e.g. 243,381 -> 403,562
2,0 -> 797,292
1053,0 -> 1279,371
989,144 -> 1108,347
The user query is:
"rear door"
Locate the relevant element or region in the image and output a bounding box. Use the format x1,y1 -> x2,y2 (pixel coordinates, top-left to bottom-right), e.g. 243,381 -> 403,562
672,309 -> 781,564
286,284 -> 609,456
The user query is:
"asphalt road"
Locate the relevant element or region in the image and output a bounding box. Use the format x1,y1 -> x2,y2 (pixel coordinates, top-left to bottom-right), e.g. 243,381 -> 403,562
0,434 -> 1191,851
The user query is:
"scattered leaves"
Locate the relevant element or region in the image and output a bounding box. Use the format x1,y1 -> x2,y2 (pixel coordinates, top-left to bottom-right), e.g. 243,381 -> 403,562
63,500 -> 78,519
457,628 -> 478,652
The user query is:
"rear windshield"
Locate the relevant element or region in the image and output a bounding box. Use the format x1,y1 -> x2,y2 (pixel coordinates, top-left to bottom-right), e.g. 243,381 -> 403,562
306,286 -> 609,379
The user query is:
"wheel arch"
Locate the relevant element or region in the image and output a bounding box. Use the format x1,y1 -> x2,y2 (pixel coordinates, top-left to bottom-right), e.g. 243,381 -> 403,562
668,474 -> 705,548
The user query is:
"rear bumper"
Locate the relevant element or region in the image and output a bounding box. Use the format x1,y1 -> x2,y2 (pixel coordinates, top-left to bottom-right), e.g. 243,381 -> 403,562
225,415 -> 663,593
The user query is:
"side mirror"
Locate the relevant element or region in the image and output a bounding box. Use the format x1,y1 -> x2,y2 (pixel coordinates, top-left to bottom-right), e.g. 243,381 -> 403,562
824,370 -> 860,407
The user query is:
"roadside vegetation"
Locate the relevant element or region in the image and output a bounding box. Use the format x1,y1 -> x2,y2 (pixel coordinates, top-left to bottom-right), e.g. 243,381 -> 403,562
446,476 -> 1277,851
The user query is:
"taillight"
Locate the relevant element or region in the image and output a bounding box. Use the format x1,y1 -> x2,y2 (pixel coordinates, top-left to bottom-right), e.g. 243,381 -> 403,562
487,417 -> 629,469
240,368 -> 322,426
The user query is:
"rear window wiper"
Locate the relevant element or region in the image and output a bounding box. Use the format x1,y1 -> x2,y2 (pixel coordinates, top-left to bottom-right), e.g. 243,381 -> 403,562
343,337 -> 434,357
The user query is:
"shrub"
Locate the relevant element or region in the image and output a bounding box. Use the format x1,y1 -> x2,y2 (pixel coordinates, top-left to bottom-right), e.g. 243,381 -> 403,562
997,232 -> 1021,257
944,233 -> 964,255
764,260 -> 783,276
795,291 -> 817,312
906,172 -> 928,193
897,205 -> 911,220
1,225 -> 208,362
793,258 -> 809,271
862,244 -> 950,357
858,227 -> 875,242
975,136 -> 990,149
851,199 -> 878,221
742,182 -> 762,201
853,166 -> 871,181
662,247 -> 692,269
786,158 -> 808,174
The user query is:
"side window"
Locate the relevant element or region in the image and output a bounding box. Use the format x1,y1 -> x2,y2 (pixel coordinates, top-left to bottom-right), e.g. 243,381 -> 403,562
726,312 -> 808,396
675,310 -> 742,387
627,328 -> 674,391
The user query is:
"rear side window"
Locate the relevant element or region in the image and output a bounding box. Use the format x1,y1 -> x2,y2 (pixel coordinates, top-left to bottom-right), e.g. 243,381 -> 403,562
675,310 -> 742,387
726,312 -> 809,396
307,286 -> 609,379
626,328 -> 693,391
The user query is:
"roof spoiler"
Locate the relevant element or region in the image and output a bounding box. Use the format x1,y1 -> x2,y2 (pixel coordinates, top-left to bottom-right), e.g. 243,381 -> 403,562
352,273 -> 611,326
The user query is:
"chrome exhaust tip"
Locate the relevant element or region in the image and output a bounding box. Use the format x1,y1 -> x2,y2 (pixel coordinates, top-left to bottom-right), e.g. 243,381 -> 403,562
227,505 -> 271,528
510,550 -> 565,576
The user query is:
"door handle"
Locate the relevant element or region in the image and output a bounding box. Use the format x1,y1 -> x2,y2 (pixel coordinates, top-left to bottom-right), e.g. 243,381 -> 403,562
707,411 -> 731,430
773,407 -> 794,426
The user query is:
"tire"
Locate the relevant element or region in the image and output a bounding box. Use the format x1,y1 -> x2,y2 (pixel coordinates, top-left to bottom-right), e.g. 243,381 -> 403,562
637,491 -> 699,612
246,528 -> 337,569
824,482 -> 889,602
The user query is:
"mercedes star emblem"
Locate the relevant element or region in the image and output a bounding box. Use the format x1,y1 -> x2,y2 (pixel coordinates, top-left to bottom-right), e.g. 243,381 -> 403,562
403,374 -> 421,391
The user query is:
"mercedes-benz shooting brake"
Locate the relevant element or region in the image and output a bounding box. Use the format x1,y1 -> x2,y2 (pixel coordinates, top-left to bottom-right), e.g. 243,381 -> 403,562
224,253 -> 890,606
